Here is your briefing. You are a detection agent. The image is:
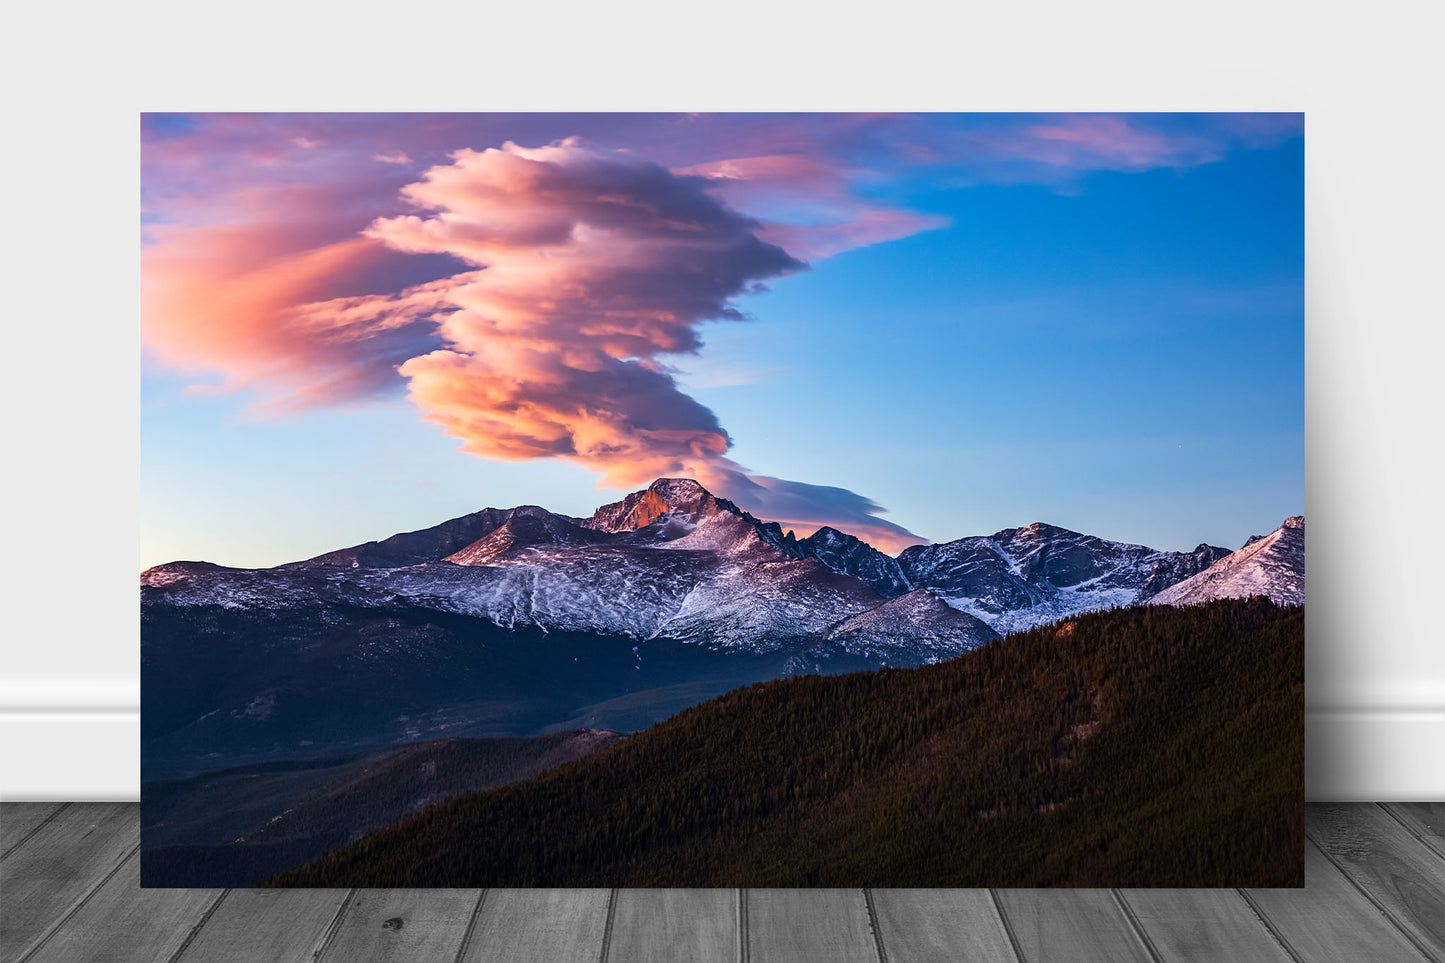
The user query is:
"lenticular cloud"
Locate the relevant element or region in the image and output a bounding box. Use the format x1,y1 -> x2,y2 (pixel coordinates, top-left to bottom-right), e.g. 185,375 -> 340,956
360,141 -> 922,549
366,140 -> 798,484
143,137 -> 925,550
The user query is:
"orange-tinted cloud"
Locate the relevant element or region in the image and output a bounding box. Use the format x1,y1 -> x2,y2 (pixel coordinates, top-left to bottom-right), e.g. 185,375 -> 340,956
140,115 -> 1299,552
141,131 -> 929,547
359,142 -> 928,549
361,141 -> 793,481
142,224 -> 462,413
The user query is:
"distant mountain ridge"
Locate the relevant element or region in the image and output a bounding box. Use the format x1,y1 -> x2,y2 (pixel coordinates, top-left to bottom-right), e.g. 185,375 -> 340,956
146,478 -> 1304,641
142,477 -> 1301,778
897,522 -> 1235,635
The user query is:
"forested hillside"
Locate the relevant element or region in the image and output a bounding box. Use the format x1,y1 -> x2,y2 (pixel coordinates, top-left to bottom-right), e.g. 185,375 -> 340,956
271,598 -> 1304,888
141,730 -> 621,886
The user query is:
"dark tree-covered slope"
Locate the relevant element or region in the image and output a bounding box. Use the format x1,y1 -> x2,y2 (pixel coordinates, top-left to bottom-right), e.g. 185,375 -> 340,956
141,730 -> 621,887
270,598 -> 1304,888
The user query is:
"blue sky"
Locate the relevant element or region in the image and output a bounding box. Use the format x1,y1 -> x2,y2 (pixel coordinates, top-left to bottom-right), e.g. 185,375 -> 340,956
141,114 -> 1302,567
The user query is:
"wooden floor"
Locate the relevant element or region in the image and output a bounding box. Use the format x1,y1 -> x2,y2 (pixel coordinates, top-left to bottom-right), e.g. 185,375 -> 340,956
0,803 -> 1440,962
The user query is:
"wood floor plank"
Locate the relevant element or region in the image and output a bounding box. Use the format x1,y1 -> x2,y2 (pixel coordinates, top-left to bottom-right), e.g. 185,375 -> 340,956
22,850 -> 223,963
460,889 -> 610,963
1307,802 -> 1445,960
869,889 -> 1018,963
1382,802 -> 1445,858
1118,888 -> 1292,963
1385,802 -> 1445,834
1244,839 -> 1433,963
317,889 -> 482,963
175,888 -> 352,963
0,803 -> 66,859
0,802 -> 138,962
746,889 -> 877,963
992,889 -> 1153,963
606,889 -> 736,963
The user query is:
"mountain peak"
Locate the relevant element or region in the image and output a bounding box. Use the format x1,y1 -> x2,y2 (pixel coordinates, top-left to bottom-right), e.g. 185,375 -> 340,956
648,477 -> 711,499
998,521 -> 1072,541
587,477 -> 727,533
1148,514 -> 1303,608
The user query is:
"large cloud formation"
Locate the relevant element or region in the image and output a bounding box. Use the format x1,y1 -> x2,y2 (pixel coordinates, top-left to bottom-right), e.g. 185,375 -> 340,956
142,114 -> 1302,552
360,141 -> 926,549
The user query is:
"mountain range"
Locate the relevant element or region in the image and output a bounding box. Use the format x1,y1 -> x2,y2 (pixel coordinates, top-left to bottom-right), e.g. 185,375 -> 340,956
141,478 -> 1302,778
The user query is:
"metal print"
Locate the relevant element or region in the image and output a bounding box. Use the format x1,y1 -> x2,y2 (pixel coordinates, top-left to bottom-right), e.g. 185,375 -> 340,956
140,113 -> 1304,887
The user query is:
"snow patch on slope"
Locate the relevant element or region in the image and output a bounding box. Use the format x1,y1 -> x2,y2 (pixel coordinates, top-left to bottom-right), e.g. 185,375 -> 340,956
1148,516 -> 1304,607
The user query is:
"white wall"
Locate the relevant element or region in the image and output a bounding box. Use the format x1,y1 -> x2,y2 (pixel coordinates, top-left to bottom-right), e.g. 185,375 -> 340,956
1,0 -> 1440,800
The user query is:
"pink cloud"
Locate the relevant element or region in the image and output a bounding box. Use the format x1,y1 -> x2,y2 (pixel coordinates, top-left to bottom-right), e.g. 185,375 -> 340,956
944,113 -> 1303,183
143,228 -> 458,412
680,152 -> 948,259
366,141 -> 791,482
1017,115 -> 1220,168
142,133 -> 925,546
361,141 -> 921,547
140,114 -> 1300,550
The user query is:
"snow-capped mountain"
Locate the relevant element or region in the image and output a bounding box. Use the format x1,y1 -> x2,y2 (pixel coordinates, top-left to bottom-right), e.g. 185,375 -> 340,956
280,506 -> 563,569
785,588 -> 1000,675
1148,516 -> 1304,607
140,478 -> 1300,777
895,523 -> 1232,636
146,479 -> 973,652
145,478 -> 1287,647
793,526 -> 913,597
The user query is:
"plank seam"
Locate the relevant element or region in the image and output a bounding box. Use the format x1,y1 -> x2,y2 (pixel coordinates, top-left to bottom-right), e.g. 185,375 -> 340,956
451,889 -> 489,963
163,888 -> 231,963
311,888 -> 357,962
1377,802 -> 1425,838
987,891 -> 1027,963
862,889 -> 890,963
1304,831 -> 1442,963
1236,888 -> 1307,963
1110,890 -> 1165,963
737,889 -> 749,963
598,887 -> 619,963
0,802 -> 69,861
16,842 -> 139,963
1378,803 -> 1445,863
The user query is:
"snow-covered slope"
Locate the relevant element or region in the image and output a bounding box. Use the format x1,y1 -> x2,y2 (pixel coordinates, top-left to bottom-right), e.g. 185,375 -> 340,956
280,507 -> 539,569
145,479 -> 1267,645
145,479 -> 904,653
443,507 -> 607,565
796,526 -> 913,597
801,589 -> 1000,668
1148,516 -> 1304,607
896,523 -> 1231,635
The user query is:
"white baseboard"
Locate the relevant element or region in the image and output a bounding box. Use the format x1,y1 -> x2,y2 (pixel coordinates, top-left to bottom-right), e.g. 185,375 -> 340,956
2,707 -> 1440,802
1305,708 -> 1445,801
0,711 -> 140,801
